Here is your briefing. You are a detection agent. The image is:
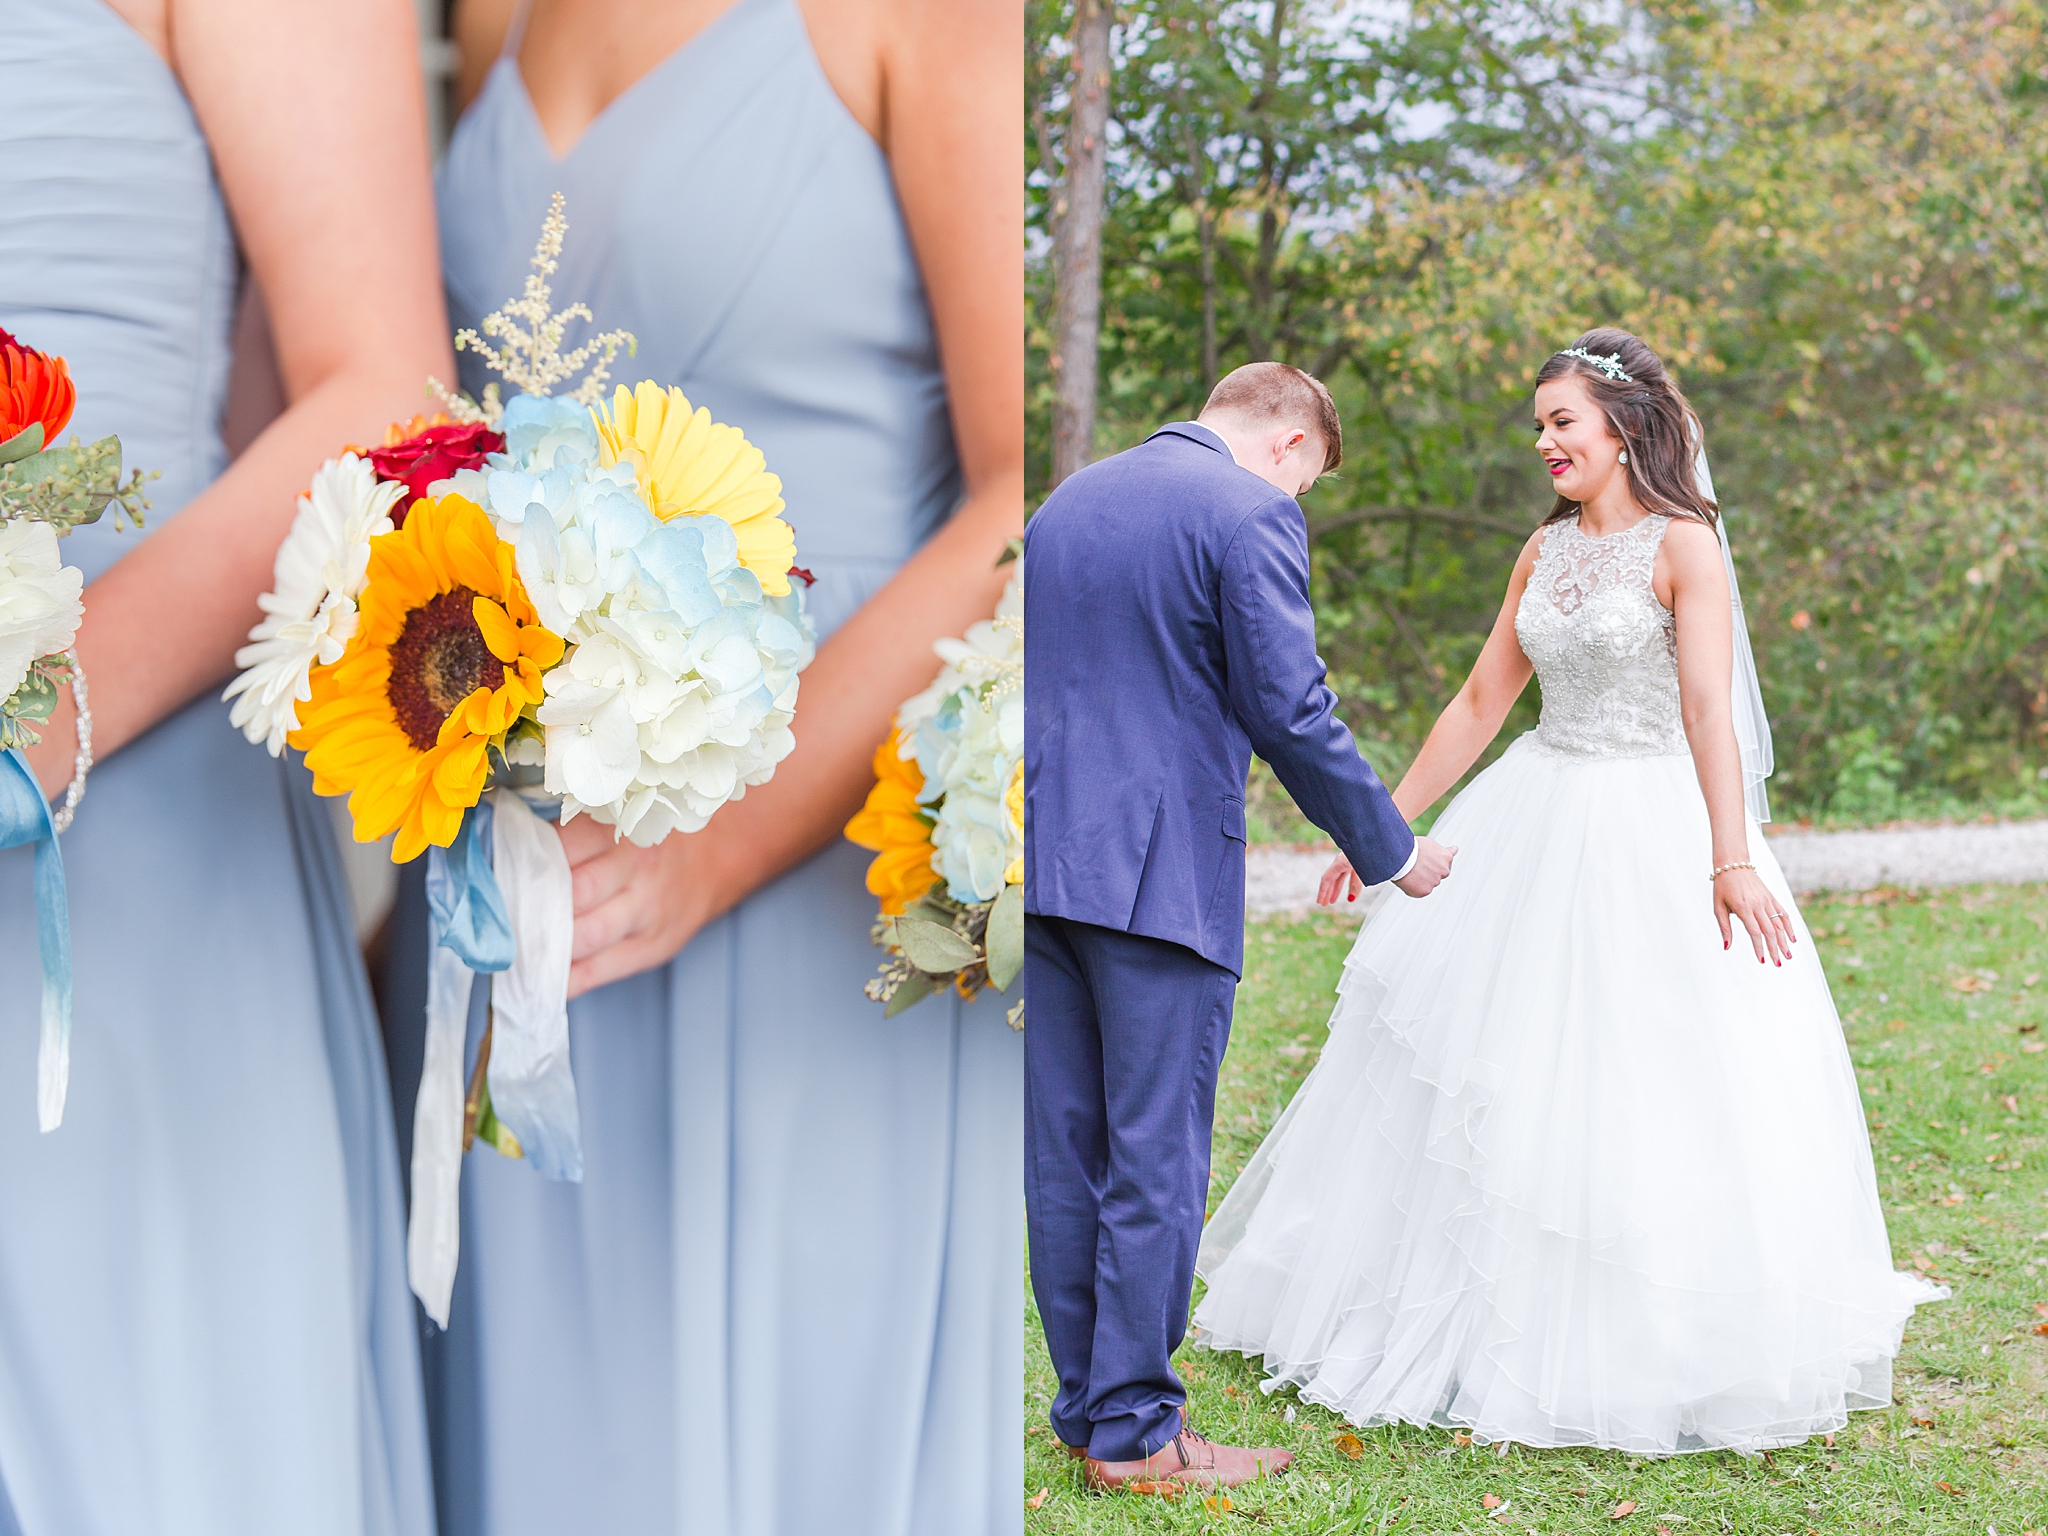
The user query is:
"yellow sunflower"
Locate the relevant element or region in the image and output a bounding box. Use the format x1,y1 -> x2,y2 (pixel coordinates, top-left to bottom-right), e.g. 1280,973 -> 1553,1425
845,730 -> 941,916
292,492 -> 564,863
592,381 -> 797,594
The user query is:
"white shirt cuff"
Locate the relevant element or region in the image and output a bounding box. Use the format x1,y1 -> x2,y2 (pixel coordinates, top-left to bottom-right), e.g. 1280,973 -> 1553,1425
1389,839 -> 1419,884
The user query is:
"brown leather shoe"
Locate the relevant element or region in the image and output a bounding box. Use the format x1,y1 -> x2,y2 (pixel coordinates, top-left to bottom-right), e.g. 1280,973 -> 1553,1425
1083,1426 -> 1293,1495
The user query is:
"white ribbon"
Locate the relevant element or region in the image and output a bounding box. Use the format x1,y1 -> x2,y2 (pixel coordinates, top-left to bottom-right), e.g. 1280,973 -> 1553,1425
484,788 -> 582,1181
408,941 -> 474,1329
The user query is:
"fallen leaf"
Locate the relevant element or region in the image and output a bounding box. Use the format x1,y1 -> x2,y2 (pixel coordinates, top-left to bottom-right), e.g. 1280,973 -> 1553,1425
1025,1487 -> 1048,1510
1954,975 -> 1986,993
2033,1322 -> 2048,1335
1913,1416 -> 1934,1428
1203,1495 -> 1233,1513
1656,1528 -> 1674,1536
1452,1430 -> 1473,1447
1937,1480 -> 1965,1497
1823,1433 -> 1836,1447
2006,1095 -> 2023,1112
1333,1432 -> 1365,1459
1612,1500 -> 1638,1519
2026,1040 -> 2047,1054
1482,1494 -> 1503,1509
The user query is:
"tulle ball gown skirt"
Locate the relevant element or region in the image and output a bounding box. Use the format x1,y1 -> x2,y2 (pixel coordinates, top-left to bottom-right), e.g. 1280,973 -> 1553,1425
1194,735 -> 1943,1456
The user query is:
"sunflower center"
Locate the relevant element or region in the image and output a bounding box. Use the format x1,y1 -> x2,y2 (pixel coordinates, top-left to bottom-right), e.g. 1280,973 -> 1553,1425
387,587 -> 507,751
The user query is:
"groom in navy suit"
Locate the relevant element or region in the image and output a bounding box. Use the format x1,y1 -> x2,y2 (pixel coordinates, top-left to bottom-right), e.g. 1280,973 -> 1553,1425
1023,363 -> 1455,1492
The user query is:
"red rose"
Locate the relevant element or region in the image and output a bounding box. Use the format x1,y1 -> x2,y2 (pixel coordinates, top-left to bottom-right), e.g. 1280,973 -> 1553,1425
368,422 -> 506,525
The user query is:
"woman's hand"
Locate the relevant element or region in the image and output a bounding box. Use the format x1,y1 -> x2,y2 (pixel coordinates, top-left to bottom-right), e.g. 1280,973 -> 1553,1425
1714,866 -> 1797,966
558,815 -> 734,998
1317,853 -> 1364,906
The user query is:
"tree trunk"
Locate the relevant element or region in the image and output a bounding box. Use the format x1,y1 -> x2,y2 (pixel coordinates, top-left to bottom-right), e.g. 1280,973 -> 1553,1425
1198,196 -> 1218,391
1050,0 -> 1112,488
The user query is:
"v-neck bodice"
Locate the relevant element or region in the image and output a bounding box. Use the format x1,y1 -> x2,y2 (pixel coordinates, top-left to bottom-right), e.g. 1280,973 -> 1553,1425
436,0 -> 960,643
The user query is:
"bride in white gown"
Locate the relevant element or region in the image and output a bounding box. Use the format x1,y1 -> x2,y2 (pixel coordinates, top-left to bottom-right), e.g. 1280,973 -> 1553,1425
1193,328 -> 1943,1457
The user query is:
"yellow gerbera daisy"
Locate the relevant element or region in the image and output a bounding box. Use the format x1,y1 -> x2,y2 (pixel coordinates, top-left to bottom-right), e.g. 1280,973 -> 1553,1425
292,493 -> 565,863
1004,757 -> 1024,886
845,730 -> 941,916
592,381 -> 796,595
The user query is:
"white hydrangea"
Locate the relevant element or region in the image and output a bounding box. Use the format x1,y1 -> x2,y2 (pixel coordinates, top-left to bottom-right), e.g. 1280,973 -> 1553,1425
224,454 -> 403,753
483,397 -> 814,846
900,568 -> 1022,902
0,517 -> 83,705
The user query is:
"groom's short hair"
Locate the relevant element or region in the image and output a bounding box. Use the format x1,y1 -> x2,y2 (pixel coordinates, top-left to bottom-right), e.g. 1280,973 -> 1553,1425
1199,363 -> 1344,473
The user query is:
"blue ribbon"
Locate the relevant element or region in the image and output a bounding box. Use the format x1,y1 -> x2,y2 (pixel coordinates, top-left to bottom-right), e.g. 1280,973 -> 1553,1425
425,797 -> 514,974
0,747 -> 70,1130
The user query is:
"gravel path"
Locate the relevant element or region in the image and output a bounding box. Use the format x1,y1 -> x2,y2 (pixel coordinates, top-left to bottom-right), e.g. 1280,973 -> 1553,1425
1246,818 -> 2048,917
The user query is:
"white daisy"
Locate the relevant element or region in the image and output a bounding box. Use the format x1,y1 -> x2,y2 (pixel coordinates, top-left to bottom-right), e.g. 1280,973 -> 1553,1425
224,453 -> 403,754
0,517 -> 84,705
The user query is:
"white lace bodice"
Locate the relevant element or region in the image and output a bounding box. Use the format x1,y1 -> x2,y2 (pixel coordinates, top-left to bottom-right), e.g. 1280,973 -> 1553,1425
1514,513 -> 1689,759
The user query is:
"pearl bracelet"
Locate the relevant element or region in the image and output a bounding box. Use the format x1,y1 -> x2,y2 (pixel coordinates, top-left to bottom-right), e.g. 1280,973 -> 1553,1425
1709,860 -> 1755,881
49,654 -> 91,836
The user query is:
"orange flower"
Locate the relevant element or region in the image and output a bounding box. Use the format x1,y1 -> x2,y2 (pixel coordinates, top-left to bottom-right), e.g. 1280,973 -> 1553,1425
0,327 -> 75,448
846,730 -> 940,916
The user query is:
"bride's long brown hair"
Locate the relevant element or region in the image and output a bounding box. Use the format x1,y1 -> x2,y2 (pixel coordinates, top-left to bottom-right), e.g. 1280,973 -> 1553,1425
1536,328 -> 1718,528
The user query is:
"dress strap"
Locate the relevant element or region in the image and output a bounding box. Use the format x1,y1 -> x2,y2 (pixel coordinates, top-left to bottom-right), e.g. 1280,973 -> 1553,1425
502,0 -> 535,61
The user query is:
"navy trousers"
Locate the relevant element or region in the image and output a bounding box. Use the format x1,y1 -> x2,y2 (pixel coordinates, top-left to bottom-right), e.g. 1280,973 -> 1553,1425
1024,914 -> 1237,1462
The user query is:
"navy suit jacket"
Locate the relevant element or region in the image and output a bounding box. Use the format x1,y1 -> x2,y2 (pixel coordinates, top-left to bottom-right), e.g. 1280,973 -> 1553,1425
1023,422 -> 1415,976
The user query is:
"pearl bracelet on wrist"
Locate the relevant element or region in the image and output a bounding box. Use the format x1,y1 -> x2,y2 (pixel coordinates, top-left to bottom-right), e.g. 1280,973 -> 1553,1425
49,654 -> 91,836
1708,860 -> 1754,882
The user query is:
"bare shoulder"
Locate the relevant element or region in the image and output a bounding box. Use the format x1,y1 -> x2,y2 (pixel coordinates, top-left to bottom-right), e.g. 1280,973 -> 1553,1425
799,0 -> 1014,150
1659,514 -> 1724,568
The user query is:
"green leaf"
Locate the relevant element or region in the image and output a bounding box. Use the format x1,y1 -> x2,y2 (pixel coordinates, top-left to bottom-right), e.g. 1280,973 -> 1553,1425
895,915 -> 981,974
0,434 -> 152,531
986,882 -> 1024,992
471,1077 -> 524,1159
884,968 -> 942,1017
0,424 -> 43,465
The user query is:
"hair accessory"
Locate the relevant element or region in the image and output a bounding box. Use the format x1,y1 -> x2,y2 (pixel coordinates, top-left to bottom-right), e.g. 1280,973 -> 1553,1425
49,654 -> 90,836
1709,860 -> 1755,881
1560,347 -> 1634,383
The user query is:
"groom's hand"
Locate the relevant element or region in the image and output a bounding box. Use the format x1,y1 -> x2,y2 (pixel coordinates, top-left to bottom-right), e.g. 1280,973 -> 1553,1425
1393,837 -> 1456,898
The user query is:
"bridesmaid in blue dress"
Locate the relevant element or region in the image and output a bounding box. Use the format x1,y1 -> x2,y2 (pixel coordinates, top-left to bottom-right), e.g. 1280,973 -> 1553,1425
387,0 -> 1023,1531
0,1 -> 449,1531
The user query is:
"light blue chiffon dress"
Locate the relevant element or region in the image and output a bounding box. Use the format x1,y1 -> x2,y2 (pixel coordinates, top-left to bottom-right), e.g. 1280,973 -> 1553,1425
0,4 -> 435,1533
384,1 -> 1023,1531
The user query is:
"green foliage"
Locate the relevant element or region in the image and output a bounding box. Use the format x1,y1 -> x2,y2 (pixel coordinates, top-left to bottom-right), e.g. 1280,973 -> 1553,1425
1027,888 -> 2048,1531
0,432 -> 151,532
0,653 -> 72,752
1030,0 -> 2048,820
861,888 -> 1026,1028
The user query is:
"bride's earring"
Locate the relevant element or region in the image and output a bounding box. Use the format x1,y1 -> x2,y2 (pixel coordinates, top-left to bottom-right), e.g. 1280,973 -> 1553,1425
1618,451 -> 1628,464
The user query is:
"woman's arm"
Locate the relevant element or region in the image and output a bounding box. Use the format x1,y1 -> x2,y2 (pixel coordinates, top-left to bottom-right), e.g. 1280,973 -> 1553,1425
556,0 -> 1023,996
1664,519 -> 1795,965
25,0 -> 453,795
1316,530 -> 1540,905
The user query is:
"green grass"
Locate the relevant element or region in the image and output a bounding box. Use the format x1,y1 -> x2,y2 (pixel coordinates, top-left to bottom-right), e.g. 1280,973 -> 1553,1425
1026,886 -> 2048,1533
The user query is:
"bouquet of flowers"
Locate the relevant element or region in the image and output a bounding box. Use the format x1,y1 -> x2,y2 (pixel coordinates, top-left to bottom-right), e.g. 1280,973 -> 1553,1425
846,547 -> 1023,1030
0,326 -> 151,1132
225,197 -> 814,1323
